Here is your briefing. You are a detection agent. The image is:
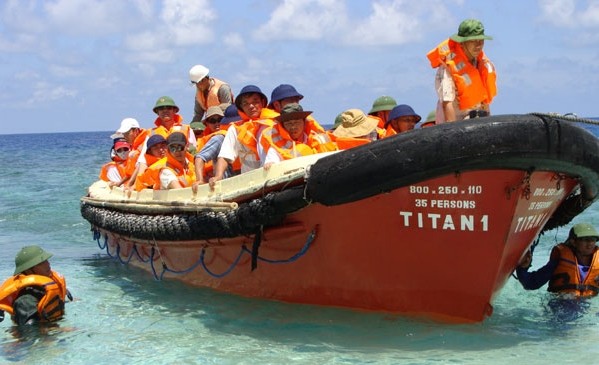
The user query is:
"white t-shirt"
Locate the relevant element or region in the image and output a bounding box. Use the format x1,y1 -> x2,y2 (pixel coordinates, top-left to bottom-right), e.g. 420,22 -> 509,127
218,123 -> 267,173
159,169 -> 178,189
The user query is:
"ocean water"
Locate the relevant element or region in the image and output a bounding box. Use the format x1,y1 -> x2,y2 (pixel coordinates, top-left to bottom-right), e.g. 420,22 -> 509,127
2,127 -> 599,365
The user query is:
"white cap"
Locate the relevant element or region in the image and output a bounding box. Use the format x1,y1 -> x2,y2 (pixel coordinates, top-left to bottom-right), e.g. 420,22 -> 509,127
116,118 -> 140,133
189,64 -> 209,83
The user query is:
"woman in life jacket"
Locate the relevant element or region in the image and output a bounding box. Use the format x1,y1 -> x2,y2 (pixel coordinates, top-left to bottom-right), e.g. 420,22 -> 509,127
0,246 -> 72,325
516,223 -> 599,298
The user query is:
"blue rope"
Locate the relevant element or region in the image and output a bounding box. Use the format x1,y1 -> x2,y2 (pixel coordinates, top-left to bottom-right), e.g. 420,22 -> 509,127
91,227 -> 317,280
241,228 -> 316,264
199,247 -> 246,278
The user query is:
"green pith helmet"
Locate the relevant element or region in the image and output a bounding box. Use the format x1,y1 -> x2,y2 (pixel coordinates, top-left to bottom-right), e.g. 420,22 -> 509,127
14,245 -> 53,275
368,96 -> 397,114
153,96 -> 180,114
190,121 -> 206,131
569,223 -> 599,240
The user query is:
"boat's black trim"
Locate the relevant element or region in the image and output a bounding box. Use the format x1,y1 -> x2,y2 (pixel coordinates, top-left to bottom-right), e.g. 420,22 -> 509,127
81,114 -> 599,240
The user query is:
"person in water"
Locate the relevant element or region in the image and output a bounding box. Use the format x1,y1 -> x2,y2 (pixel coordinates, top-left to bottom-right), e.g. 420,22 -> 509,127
0,246 -> 71,325
516,223 -> 599,297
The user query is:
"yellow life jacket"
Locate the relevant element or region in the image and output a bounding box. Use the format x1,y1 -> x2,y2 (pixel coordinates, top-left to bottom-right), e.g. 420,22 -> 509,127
427,38 -> 497,111
0,270 -> 68,323
548,244 -> 599,297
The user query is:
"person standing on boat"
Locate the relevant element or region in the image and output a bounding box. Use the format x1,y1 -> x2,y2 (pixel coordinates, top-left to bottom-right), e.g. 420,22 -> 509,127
194,104 -> 242,185
208,85 -> 277,189
427,19 -> 497,123
384,104 -> 421,137
516,223 -> 599,297
259,103 -> 327,169
130,96 -> 196,189
189,64 -> 234,124
0,246 -> 72,326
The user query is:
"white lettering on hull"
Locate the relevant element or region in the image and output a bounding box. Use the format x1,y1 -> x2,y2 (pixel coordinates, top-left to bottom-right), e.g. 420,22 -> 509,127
399,212 -> 489,232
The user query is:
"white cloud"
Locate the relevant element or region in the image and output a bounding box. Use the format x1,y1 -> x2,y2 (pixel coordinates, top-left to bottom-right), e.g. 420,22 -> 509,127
223,33 -> 244,49
25,83 -> 78,106
253,0 -> 347,41
343,1 -> 421,46
538,0 -> 599,28
160,0 -> 216,46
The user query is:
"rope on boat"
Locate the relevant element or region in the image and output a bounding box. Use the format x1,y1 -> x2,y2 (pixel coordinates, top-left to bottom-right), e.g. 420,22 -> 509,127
91,226 -> 317,280
529,112 -> 599,126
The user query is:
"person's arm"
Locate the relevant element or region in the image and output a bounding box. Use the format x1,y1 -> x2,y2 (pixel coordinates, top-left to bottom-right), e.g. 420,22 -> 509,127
192,99 -> 206,124
194,135 -> 224,184
515,257 -> 559,290
217,84 -> 234,105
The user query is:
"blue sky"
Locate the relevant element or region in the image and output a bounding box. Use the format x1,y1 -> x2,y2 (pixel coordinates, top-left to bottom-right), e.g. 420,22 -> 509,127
1,0 -> 598,135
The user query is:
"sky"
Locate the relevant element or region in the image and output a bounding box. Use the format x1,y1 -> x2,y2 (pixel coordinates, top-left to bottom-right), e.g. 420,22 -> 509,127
1,0 -> 598,135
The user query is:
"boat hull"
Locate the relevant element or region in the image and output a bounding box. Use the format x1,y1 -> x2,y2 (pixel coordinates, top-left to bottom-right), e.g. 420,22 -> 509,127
83,114 -> 599,323
97,169 -> 576,322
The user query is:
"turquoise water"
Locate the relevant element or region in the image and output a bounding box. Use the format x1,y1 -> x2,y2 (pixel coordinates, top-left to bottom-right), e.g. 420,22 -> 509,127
1,130 -> 599,364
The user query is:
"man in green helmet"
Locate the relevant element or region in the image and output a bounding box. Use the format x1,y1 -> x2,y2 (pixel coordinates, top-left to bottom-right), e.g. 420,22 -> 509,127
131,96 -> 197,190
368,95 -> 397,130
0,246 -> 71,325
516,223 -> 599,298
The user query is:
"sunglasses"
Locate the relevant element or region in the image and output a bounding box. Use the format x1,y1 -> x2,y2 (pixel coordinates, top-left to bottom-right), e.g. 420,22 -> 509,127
204,117 -> 221,124
168,144 -> 185,153
116,147 -> 130,153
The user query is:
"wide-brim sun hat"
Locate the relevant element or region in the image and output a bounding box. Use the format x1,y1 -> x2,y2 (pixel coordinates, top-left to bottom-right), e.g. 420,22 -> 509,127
387,104 -> 422,126
569,223 -> 599,240
14,245 -> 53,275
333,109 -> 379,138
221,104 -> 241,125
450,19 -> 493,43
275,103 -> 312,123
268,84 -> 304,108
234,85 -> 268,110
146,134 -> 167,149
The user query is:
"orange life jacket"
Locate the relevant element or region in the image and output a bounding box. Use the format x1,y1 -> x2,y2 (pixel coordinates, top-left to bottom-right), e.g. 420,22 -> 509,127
0,270 -> 68,323
99,159 -> 128,182
152,114 -> 192,141
133,153 -> 164,191
335,137 -> 371,150
235,108 -> 277,169
125,129 -> 150,176
427,38 -> 497,110
141,153 -> 195,190
195,78 -> 233,111
548,244 -> 599,297
259,119 -> 326,160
